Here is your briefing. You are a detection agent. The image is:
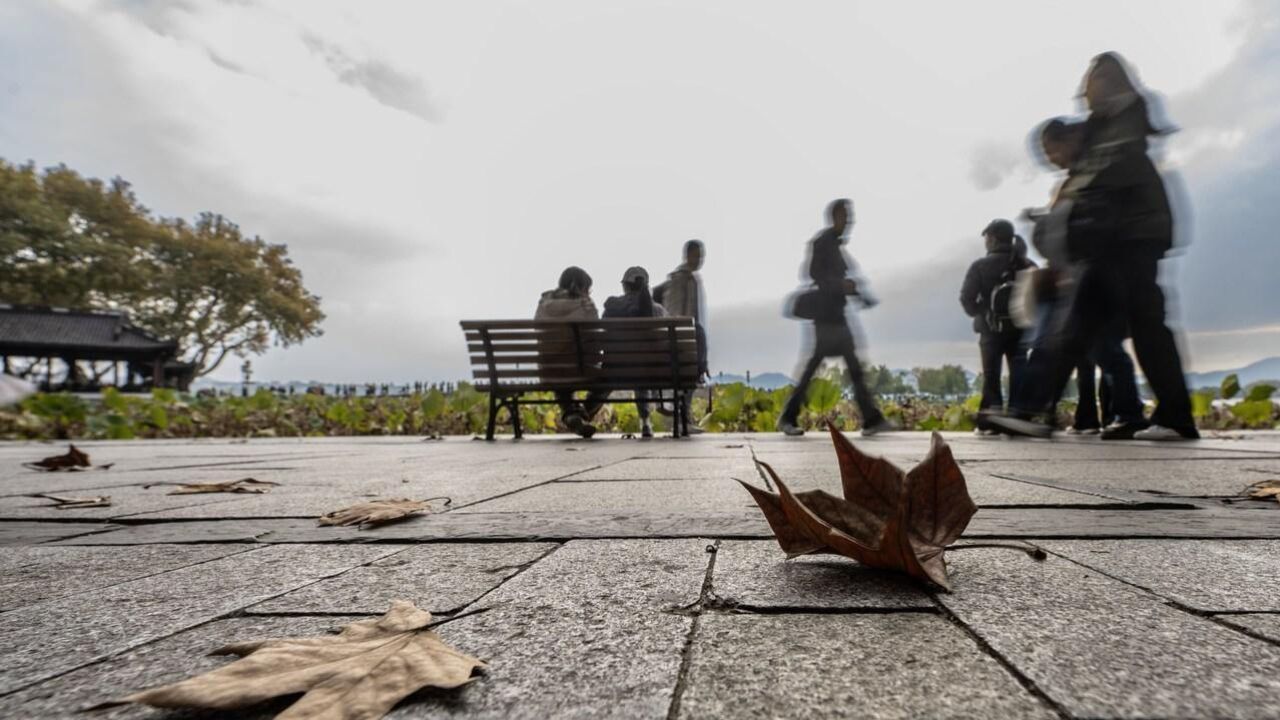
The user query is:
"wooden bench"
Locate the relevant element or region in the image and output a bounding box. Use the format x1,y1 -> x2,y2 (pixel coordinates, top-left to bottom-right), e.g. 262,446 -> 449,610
461,317 -> 704,440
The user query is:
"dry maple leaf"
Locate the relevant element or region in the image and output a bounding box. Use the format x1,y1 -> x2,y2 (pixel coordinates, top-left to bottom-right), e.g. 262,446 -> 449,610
24,444 -> 92,472
166,478 -> 280,495
29,493 -> 112,509
738,422 -> 977,591
1245,479 -> 1280,503
318,497 -> 448,530
93,600 -> 484,720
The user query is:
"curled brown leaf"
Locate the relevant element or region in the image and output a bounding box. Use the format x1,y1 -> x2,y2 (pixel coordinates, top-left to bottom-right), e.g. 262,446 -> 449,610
24,444 -> 92,472
738,422 -> 977,590
318,497 -> 449,530
29,493 -> 112,509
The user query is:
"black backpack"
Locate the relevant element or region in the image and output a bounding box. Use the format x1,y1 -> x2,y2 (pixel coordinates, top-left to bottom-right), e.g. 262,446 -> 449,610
985,256 -> 1018,334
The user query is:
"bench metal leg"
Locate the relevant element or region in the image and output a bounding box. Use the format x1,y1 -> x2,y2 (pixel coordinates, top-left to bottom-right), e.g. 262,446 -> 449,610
508,397 -> 524,440
485,394 -> 498,441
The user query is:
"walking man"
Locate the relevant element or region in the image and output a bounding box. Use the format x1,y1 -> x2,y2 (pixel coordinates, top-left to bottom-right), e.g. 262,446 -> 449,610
778,199 -> 894,437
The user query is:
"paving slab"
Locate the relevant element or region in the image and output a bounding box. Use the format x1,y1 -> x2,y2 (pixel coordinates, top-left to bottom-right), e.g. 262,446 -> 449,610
678,613 -> 1056,719
0,613 -> 359,720
0,544 -> 250,611
936,547 -> 1280,718
0,482 -> 247,520
250,542 -> 559,614
983,458 -> 1280,497
1044,539 -> 1280,612
710,540 -> 932,609
566,456 -> 760,481
0,543 -> 400,695
1218,613 -> 1280,643
0,520 -> 118,545
456,477 -> 758,515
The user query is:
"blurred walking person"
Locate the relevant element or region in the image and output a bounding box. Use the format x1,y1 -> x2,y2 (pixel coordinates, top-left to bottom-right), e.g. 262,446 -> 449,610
960,219 -> 1036,434
655,239 -> 709,433
778,199 -> 893,437
992,53 -> 1197,440
603,266 -> 666,439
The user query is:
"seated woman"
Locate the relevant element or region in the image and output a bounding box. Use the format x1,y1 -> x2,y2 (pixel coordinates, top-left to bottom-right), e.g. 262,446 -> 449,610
603,266 -> 666,438
535,266 -> 603,438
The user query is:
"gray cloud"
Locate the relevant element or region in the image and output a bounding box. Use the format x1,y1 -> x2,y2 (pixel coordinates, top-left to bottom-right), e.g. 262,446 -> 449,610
968,139 -> 1030,191
302,35 -> 441,123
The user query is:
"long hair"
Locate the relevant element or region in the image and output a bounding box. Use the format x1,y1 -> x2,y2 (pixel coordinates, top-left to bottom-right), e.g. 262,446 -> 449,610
557,266 -> 592,298
1085,52 -> 1162,136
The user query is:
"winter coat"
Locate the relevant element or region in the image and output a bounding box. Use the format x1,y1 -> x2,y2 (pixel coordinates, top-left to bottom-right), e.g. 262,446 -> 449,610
960,248 -> 1037,334
1068,99 -> 1174,260
534,289 -> 598,379
805,227 -> 859,323
656,266 -> 703,322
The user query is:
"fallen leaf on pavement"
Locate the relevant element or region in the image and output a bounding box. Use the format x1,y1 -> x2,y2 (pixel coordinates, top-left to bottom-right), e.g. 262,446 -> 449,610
29,493 -> 112,509
92,600 -> 483,719
166,478 -> 279,495
25,445 -> 92,471
1244,479 -> 1280,503
738,422 -> 978,591
318,497 -> 449,529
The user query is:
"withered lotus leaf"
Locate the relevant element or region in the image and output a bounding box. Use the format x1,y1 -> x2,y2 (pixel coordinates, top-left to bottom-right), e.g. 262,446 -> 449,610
93,600 -> 483,720
738,422 -> 977,590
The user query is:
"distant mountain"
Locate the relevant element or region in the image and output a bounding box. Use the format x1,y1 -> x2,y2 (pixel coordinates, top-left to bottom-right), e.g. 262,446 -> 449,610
710,372 -> 794,390
1185,357 -> 1280,390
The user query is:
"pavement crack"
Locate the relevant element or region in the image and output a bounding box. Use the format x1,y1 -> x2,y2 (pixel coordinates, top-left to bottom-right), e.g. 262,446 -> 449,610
929,592 -> 1072,719
665,539 -> 719,720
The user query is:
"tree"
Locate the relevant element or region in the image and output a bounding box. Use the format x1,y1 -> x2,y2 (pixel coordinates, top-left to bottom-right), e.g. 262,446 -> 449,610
912,365 -> 971,398
0,159 -> 324,376
866,364 -> 912,398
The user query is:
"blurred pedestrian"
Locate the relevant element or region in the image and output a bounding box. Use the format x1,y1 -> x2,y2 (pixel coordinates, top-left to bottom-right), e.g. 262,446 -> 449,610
778,199 -> 894,437
655,239 -> 709,433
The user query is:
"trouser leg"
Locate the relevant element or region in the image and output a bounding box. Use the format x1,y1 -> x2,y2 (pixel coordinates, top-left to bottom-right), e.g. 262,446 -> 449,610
841,346 -> 884,426
1092,324 -> 1143,424
1123,255 -> 1193,430
978,334 -> 1005,411
635,390 -> 651,420
1075,360 -> 1100,429
781,347 -> 825,423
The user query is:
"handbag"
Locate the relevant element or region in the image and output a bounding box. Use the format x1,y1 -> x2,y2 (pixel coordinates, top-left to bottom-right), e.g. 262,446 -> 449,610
786,286 -> 822,320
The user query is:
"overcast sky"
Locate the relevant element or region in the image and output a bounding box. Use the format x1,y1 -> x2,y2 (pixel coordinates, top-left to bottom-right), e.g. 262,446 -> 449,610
3,1 -> 1278,382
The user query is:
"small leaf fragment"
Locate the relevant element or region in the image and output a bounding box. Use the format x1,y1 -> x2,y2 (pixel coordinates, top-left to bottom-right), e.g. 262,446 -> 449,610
166,478 -> 280,495
1244,479 -> 1280,503
93,600 -> 483,719
318,498 -> 443,529
30,493 -> 112,509
24,444 -> 92,472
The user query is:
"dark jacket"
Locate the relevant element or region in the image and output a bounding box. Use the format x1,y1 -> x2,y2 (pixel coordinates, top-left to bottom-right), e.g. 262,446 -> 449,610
806,227 -> 857,323
1070,100 -> 1173,260
602,292 -> 666,319
960,248 -> 1036,334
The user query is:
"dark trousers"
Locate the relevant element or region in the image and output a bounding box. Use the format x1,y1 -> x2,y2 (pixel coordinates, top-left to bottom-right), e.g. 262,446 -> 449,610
978,330 -> 1026,412
1090,324 -> 1144,425
1021,254 -> 1193,430
1074,360 -> 1102,429
781,321 -> 884,426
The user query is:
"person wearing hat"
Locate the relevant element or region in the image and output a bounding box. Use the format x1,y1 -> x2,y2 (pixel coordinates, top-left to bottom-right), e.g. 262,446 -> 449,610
777,198 -> 894,437
603,266 -> 666,438
960,218 -> 1037,430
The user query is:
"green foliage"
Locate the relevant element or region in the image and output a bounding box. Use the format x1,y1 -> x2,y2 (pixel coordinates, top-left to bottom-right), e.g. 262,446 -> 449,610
1191,390 -> 1215,420
0,159 -> 324,377
1245,384 -> 1276,402
1229,400 -> 1276,429
912,365 -> 971,398
805,377 -> 842,416
865,364 -> 912,397
1221,373 -> 1241,400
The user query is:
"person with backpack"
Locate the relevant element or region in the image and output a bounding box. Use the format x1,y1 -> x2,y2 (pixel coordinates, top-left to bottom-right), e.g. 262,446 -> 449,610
960,219 -> 1036,430
777,199 -> 894,437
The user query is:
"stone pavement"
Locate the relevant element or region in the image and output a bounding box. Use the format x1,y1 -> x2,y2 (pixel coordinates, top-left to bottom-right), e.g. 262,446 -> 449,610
0,431 -> 1278,719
